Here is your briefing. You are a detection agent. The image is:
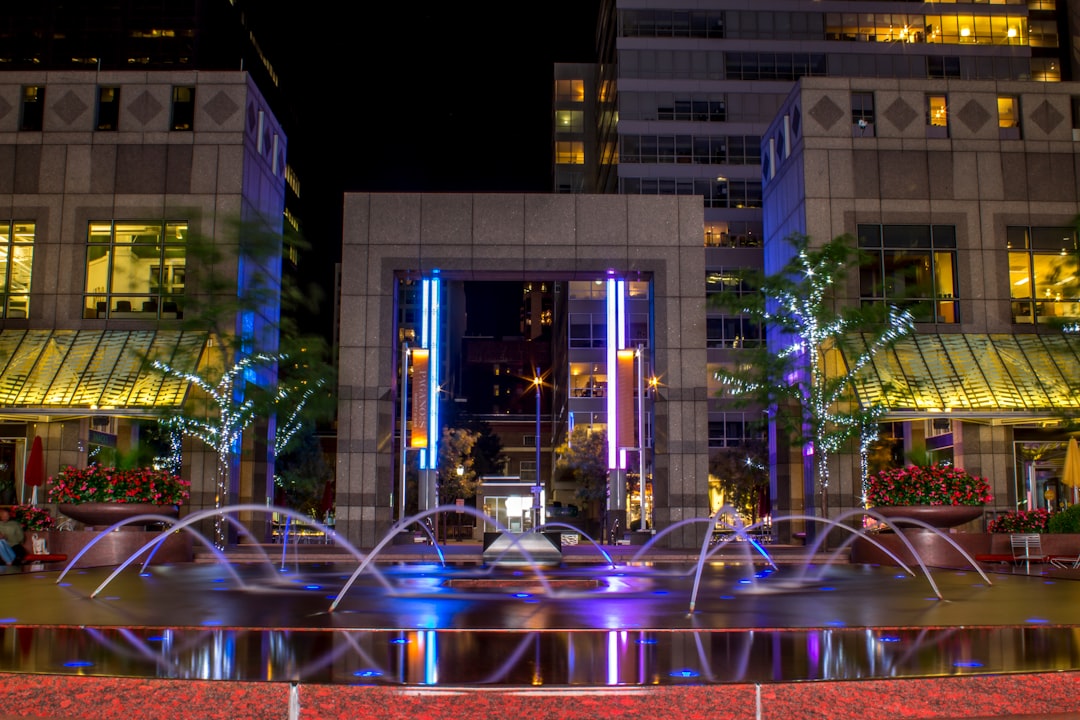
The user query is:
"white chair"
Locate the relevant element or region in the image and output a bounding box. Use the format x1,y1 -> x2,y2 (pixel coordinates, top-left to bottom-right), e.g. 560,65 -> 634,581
1050,551 -> 1080,569
1010,533 -> 1049,573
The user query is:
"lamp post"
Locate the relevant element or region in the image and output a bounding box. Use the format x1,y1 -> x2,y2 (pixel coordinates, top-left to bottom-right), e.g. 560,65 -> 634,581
533,372 -> 542,531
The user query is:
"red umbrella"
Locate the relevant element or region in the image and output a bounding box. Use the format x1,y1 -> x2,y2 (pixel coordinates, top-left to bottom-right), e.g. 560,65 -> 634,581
23,436 -> 44,505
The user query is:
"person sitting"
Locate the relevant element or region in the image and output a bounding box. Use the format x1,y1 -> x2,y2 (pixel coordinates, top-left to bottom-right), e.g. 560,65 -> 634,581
0,508 -> 26,565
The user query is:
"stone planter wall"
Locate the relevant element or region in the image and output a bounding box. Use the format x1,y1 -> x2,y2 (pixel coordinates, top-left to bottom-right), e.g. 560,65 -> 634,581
39,529 -> 194,568
851,532 -> 1080,569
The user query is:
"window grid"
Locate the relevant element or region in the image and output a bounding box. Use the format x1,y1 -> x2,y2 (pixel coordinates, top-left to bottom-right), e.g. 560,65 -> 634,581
84,220 -> 187,320
858,224 -> 959,324
1007,225 -> 1080,325
0,221 -> 34,319
620,135 -> 760,165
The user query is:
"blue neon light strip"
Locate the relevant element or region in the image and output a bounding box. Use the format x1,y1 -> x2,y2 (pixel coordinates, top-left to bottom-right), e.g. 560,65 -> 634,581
420,279 -> 431,470
607,278 -> 618,468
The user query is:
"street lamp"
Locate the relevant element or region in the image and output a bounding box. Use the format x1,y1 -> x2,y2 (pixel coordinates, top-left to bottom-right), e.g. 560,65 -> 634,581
533,372 -> 542,531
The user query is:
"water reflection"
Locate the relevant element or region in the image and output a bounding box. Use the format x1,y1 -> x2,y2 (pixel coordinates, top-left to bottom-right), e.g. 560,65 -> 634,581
2,624 -> 1079,686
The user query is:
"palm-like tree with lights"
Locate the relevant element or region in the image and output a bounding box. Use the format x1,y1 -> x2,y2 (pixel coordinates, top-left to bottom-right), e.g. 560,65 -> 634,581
711,232 -> 914,523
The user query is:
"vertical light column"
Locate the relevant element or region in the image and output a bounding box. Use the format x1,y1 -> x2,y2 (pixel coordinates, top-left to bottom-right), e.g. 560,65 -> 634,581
416,275 -> 441,512
399,342 -> 409,520
606,278 -> 620,468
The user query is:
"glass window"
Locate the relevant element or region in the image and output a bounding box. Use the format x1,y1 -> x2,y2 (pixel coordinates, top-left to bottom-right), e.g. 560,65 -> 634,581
997,96 -> 1018,128
84,221 -> 187,319
707,317 -> 763,348
97,86 -> 120,131
859,224 -> 958,323
927,95 -> 948,127
1007,226 -> 1079,324
569,363 -> 608,397
20,86 -> 44,131
1030,58 -> 1061,83
171,86 -> 195,131
852,91 -> 875,131
555,110 -> 584,133
708,413 -> 764,448
0,221 -> 34,318
554,79 -> 584,103
569,313 -> 606,348
555,141 -> 584,164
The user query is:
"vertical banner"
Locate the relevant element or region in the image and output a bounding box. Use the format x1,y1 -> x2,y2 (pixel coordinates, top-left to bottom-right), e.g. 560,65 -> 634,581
616,349 -> 636,449
411,349 -> 429,448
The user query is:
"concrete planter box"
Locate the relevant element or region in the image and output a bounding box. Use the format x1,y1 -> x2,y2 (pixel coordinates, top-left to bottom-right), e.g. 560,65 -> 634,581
851,532 -> 1080,570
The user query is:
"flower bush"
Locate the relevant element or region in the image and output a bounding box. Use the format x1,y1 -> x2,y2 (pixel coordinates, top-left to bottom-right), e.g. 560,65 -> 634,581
11,504 -> 53,531
987,508 -> 1051,534
46,464 -> 190,506
865,463 -> 993,507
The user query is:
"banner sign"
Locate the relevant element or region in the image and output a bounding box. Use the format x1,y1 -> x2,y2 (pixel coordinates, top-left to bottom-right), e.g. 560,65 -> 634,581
617,349 -> 636,449
411,349 -> 429,448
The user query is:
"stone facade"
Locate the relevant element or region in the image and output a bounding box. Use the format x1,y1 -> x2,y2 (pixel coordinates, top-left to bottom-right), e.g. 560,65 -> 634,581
337,194 -> 710,547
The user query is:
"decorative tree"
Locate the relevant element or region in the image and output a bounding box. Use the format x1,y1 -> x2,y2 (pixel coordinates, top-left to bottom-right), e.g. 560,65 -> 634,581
708,438 -> 769,525
710,232 -> 915,520
437,426 -> 482,503
554,426 -> 609,534
149,216 -> 335,548
274,422 -> 333,519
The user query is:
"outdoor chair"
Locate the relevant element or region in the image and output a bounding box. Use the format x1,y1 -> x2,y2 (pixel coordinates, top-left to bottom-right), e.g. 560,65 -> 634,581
1050,551 -> 1080,570
1010,533 -> 1050,573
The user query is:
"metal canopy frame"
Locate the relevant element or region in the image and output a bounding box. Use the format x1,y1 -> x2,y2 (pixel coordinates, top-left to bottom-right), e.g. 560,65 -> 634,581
0,329 -> 205,421
843,333 -> 1080,425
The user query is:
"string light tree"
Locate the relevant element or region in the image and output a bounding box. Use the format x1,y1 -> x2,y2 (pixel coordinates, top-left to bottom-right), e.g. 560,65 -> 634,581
149,217 -> 334,550
710,232 -> 915,538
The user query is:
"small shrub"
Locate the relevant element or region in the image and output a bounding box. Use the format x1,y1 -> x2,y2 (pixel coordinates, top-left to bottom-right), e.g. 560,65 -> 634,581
1049,504 -> 1080,534
987,508 -> 1050,534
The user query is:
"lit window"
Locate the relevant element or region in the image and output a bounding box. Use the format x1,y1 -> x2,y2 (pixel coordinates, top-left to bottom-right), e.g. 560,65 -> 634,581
1007,226 -> 1079,325
927,95 -> 948,127
997,96 -> 1018,128
555,79 -> 585,103
0,221 -> 34,318
555,110 -> 584,133
555,141 -> 584,164
84,221 -> 187,319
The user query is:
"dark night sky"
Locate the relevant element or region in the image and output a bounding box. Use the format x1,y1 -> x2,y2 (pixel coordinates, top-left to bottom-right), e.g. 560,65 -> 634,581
259,3 -> 600,335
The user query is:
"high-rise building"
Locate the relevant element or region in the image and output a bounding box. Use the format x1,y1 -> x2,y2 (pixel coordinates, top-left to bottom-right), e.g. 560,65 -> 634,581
0,2 -> 296,541
549,0 -> 1080,537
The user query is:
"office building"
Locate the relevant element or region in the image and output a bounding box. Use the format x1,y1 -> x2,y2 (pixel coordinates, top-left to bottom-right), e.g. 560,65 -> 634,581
541,0 -> 1080,537
0,69 -> 287,531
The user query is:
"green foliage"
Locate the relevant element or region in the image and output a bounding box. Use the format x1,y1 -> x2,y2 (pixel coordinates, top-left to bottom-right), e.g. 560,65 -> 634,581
1049,504 -> 1080,533
460,419 -> 508,478
555,427 -> 609,503
437,426 -> 482,501
11,505 -> 53,531
989,508 -> 1052,533
710,232 -> 916,515
274,424 -> 333,517
709,440 -> 769,523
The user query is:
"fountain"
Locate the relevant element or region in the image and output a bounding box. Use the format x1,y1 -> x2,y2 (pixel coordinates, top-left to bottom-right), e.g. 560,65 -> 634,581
1,504 -> 1080,719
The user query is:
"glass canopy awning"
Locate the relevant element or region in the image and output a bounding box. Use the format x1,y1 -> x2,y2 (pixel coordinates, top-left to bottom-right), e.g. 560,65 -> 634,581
0,329 -> 205,421
844,333 -> 1080,424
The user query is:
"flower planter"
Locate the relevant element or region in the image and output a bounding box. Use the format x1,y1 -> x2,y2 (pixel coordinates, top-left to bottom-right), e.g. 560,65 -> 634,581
58,502 -> 179,530
871,505 -> 984,529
